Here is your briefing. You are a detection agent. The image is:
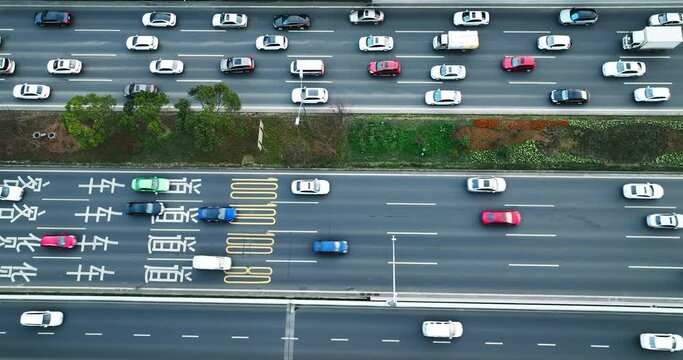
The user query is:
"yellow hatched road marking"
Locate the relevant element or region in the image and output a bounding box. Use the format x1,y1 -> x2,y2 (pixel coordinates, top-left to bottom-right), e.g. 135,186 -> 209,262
224,266 -> 272,284
226,233 -> 275,255
230,191 -> 277,200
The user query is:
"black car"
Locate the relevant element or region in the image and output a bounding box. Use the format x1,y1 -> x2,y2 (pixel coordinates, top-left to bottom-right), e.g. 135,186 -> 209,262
550,89 -> 590,104
126,201 -> 164,216
34,10 -> 71,27
124,83 -> 158,98
273,14 -> 311,30
220,57 -> 255,74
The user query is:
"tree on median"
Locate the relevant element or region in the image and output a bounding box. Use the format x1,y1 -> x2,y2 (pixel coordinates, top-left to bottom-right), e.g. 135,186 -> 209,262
60,93 -> 117,150
122,91 -> 170,150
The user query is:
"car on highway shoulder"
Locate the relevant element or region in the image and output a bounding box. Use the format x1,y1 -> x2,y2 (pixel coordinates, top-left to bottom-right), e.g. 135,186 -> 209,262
273,14 -> 311,30
649,13 -> 683,26
349,8 -> 384,25
422,321 -> 463,339
640,333 -> 683,351
212,12 -> 248,29
646,213 -> 683,229
359,35 -> 394,51
453,10 -> 489,26
220,57 -> 255,74
149,59 -> 184,74
291,87 -> 328,104
0,57 -> 16,75
482,210 -> 521,225
192,255 -> 231,270
20,311 -> 63,327
124,83 -> 158,98
550,89 -> 590,105
502,56 -> 535,72
131,176 -> 170,193
558,8 -> 598,26
430,64 -> 466,80
602,61 -> 646,78
634,87 -> 671,103
34,10 -> 71,27
425,89 -> 461,106
197,206 -> 236,222
291,179 -> 330,195
47,58 -> 82,74
623,183 -> 664,199
0,185 -> 23,201
126,201 -> 164,216
41,234 -> 77,249
13,83 -> 50,100
142,11 -> 176,27
255,34 -> 288,51
313,240 -> 349,254
467,176 -> 506,193
537,35 -> 571,50
368,60 -> 401,76
126,35 -> 159,51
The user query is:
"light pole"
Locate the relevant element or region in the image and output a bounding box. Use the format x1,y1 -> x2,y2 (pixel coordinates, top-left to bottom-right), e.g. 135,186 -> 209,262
295,69 -> 304,126
389,234 -> 397,307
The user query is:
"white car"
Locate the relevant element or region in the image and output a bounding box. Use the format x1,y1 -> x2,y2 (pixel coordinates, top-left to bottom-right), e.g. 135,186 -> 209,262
126,35 -> 159,51
0,185 -> 24,201
537,35 -> 571,50
13,83 -> 50,100
20,311 -> 63,327
646,213 -> 683,229
192,255 -> 232,270
649,13 -> 683,26
349,8 -> 384,24
358,35 -> 394,51
212,13 -> 248,28
422,321 -> 463,339
602,61 -> 646,78
430,64 -> 466,80
623,183 -> 664,199
453,10 -> 489,26
47,58 -> 82,74
291,179 -> 330,195
255,34 -> 288,51
291,87 -> 328,104
467,176 -> 506,193
640,333 -> 683,351
425,89 -> 461,106
149,59 -> 184,74
634,87 -> 671,103
142,12 -> 176,27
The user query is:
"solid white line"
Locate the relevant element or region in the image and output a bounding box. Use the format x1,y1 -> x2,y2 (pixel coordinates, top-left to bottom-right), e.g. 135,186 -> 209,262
394,30 -> 443,33
509,81 -> 557,85
85,332 -> 102,336
591,344 -> 610,348
388,261 -> 438,265
616,31 -> 630,34
146,258 -> 193,262
398,81 -> 442,84
395,55 -> 444,59
68,79 -> 113,82
506,233 -> 556,237
505,204 -> 555,208
538,343 -> 556,347
272,201 -> 319,204
290,30 -> 333,33
0,78 -> 4,81
331,338 -> 349,342
231,335 -> 249,339
266,259 -> 318,264
70,53 -> 117,57
74,29 -> 120,32
485,341 -> 504,345
629,265 -> 683,270
182,334 -> 199,338
177,79 -> 222,83
0,331 -> 5,335
624,205 -> 676,209
625,235 -> 680,239
386,231 -> 438,236
150,228 -> 201,232
386,202 -> 436,206
286,55 -> 333,58
0,28 -> 14,31
623,82 -> 673,85
180,29 -> 225,33
284,80 -> 332,83
41,198 -> 90,201
432,340 -> 451,344
178,54 -> 224,57
503,30 -> 550,34
36,227 -> 86,230
133,333 -> 151,337
509,263 -> 559,268
620,55 -> 670,59
530,55 -> 556,59
269,230 -> 318,234
281,337 -> 299,340
32,256 -> 82,260
37,332 -> 54,335
382,339 -> 400,343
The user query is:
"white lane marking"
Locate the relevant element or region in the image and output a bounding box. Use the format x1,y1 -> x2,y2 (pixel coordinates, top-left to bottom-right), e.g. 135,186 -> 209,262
37,332 -> 54,335
509,81 -> 557,85
398,81 -> 442,84
388,261 -> 438,265
591,344 -> 610,348
509,263 -> 559,268
32,256 -> 82,260
272,201 -> 319,204
505,204 -> 555,208
281,337 -> 299,340
538,343 -> 556,347
395,30 -> 442,33
625,235 -> 680,239
269,230 -> 318,234
432,340 -> 451,344
0,53 -> 10,56
382,339 -> 400,343
150,228 -> 200,232
284,80 -> 332,83
0,28 -> 14,31
133,333 -> 151,337
0,78 -> 5,81
624,205 -> 676,209
85,332 -> 102,336
74,29 -> 120,32
177,79 -> 222,83
395,55 -> 444,59
68,79 -> 113,82
0,331 -> 5,335
504,30 -> 550,34
616,31 -> 630,34
620,55 -> 670,59
231,335 -> 249,339
485,341 -> 504,345
266,259 -> 318,264
629,265 -> 683,270
287,55 -> 333,58
506,233 -> 556,237
178,54 -> 224,57
386,202 -> 437,206
181,29 -> 225,33
623,82 -> 673,85
387,231 -> 438,236
289,30 -> 334,33
36,227 -> 86,230
146,258 -> 193,261
331,338 -> 349,342
70,53 -> 117,57
182,334 -> 199,338
42,198 -> 90,201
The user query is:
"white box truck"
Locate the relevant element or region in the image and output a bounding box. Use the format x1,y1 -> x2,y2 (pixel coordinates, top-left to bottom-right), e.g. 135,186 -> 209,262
622,26 -> 683,50
432,31 -> 479,50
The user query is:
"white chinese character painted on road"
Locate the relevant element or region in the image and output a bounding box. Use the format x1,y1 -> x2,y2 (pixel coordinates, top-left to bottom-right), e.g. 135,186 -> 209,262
144,264 -> 192,283
78,235 -> 119,252
75,206 -> 122,223
78,178 -> 125,194
0,205 -> 45,223
0,233 -> 41,253
66,264 -> 115,282
167,178 -> 201,194
0,262 -> 37,283
147,235 -> 196,254
4,176 -> 50,192
155,206 -> 196,224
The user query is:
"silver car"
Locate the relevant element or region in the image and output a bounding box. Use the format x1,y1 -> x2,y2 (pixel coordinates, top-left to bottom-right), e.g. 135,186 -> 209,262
212,13 -> 248,28
149,59 -> 184,74
126,35 -> 159,51
430,64 -> 466,80
537,35 -> 571,51
349,8 -> 384,25
467,176 -> 506,193
47,58 -> 82,74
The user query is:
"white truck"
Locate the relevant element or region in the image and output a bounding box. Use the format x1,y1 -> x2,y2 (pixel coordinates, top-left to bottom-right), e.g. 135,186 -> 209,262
192,255 -> 232,270
432,31 -> 479,50
622,26 -> 683,50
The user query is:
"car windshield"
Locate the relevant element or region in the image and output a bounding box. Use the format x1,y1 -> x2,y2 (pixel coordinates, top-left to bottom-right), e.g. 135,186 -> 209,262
150,179 -> 159,189
463,13 -> 473,21
547,37 -> 558,46
511,57 -> 522,67
617,62 -> 628,72
0,187 -> 8,197
440,66 -> 450,76
264,35 -> 276,45
152,13 -> 170,22
58,237 -> 67,246
33,86 -> 43,94
433,90 -> 442,101
645,88 -> 655,98
366,37 -> 375,47
217,208 -> 227,218
486,213 -> 496,222
362,10 -> 373,18
145,203 -> 154,212
376,62 -> 385,70
284,16 -> 301,25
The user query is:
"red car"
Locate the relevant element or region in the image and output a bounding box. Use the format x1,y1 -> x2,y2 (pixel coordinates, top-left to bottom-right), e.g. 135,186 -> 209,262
481,210 -> 522,225
41,234 -> 77,249
502,56 -> 535,72
368,60 -> 401,76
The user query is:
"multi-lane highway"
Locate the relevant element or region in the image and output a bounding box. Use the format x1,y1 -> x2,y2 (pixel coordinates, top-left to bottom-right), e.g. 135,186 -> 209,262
2,167 -> 683,300
1,4 -> 682,113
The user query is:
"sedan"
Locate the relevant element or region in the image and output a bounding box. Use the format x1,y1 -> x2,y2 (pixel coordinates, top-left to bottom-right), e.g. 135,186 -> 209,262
197,206 -> 236,222
220,57 -> 255,74
646,213 -> 683,229
349,8 -> 384,25
453,10 -> 489,26
255,34 -> 288,51
649,13 -> 683,26
34,10 -> 71,27
634,87 -> 671,103
126,201 -> 164,216
550,89 -> 590,105
149,59 -> 184,74
502,56 -> 535,72
131,176 -> 170,193
359,35 -> 394,51
124,83 -> 158,98
430,64 -> 466,80
47,58 -> 82,74
313,240 -> 349,254
467,176 -> 506,193
13,84 -> 50,100
368,60 -> 401,76
142,12 -> 176,27
0,57 -> 16,75
602,61 -> 646,78
537,35 -> 571,50
640,333 -> 683,352
482,210 -> 521,225
0,185 -> 23,201
273,14 -> 311,30
20,311 -> 63,327
425,89 -> 461,106
558,8 -> 598,26
212,13 -> 248,28
291,179 -> 330,195
623,183 -> 664,199
126,35 -> 159,51
41,234 -> 76,249
291,87 -> 328,104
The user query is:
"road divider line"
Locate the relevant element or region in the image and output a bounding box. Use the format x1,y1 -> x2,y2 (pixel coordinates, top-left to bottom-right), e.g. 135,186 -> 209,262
625,235 -> 680,239
503,30 -> 550,34
85,332 -> 102,336
395,30 -> 443,33
591,344 -> 610,348
395,55 -> 444,59
623,82 -> 673,85
388,261 -> 438,265
537,343 -> 556,347
624,205 -> 676,209
506,233 -> 556,237
178,54 -> 224,57
505,204 -> 554,208
387,231 -> 438,236
231,335 -> 249,339
285,80 -> 332,83
133,333 -> 151,337
485,341 -> 504,345
37,332 -> 54,335
432,340 -> 451,344
509,263 -> 559,268
70,53 -> 117,57
0,331 -> 5,335
386,202 -> 437,206
150,228 -> 200,232
290,30 -> 333,33
266,259 -> 318,264
0,29 -> 14,31
382,339 -> 400,343
616,31 -> 629,34
629,265 -> 683,270
397,81 -> 442,84
620,55 -> 670,59
32,256 -> 82,260
287,55 -> 333,58
272,201 -> 319,204
36,227 -> 86,230
269,230 -> 318,234
146,258 -> 193,262
331,338 -> 349,342
182,334 -> 199,338
68,79 -> 113,82
74,29 -> 120,32
42,198 -> 90,201
180,29 -> 225,33
281,337 -> 299,340
509,81 -> 557,85
177,79 -> 222,83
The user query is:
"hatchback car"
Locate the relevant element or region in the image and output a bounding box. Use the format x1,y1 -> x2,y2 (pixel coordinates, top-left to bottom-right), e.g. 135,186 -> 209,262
192,255 -> 232,270
550,89 -> 590,105
126,35 -> 159,51
368,60 -> 401,76
313,240 -> 349,254
131,176 -> 170,193
20,311 -> 63,327
537,35 -> 571,50
425,89 -> 461,106
349,8 -> 384,25
453,10 -> 489,26
291,179 -> 330,195
126,201 -> 164,216
47,58 -> 82,75
149,59 -> 184,74
640,333 -> 683,352
602,61 -> 646,78
502,56 -> 535,72
649,13 -> 683,26
0,185 -> 24,201
124,83 -> 158,98
422,321 -> 463,339
41,234 -> 77,249
482,210 -> 521,225
291,87 -> 328,104
220,57 -> 255,74
142,12 -> 176,27
34,11 -> 71,27
623,183 -> 664,199
558,8 -> 598,26
212,13 -> 248,28
634,87 -> 671,103
430,64 -> 466,80
255,34 -> 288,51
197,206 -> 237,222
273,14 -> 311,30
646,213 -> 683,229
13,83 -> 50,100
0,57 -> 16,75
467,176 -> 506,193
359,35 -> 394,52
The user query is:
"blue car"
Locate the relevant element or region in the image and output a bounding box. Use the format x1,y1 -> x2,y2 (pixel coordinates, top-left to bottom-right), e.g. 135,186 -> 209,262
312,240 -> 349,254
197,206 -> 236,222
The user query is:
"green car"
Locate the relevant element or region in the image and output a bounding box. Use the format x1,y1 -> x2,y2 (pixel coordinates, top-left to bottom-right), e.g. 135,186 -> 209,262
131,176 -> 170,193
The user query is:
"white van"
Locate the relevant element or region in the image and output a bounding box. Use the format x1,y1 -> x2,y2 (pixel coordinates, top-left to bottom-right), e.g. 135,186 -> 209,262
192,255 -> 232,270
422,321 -> 463,339
290,59 -> 325,76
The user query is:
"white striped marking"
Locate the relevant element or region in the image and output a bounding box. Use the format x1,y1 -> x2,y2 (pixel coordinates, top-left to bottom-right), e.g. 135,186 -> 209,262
231,335 -> 249,339
388,261 -> 438,265
146,258 -> 193,262
182,334 -> 199,338
398,81 -> 442,84
432,340 -> 451,344
504,30 -> 551,34
133,333 -> 151,337
629,265 -> 683,270
382,339 -> 400,343
70,53 -> 116,57
32,256 -> 82,260
287,55 -> 333,58
623,82 -> 673,85
42,198 -> 90,201
538,343 -> 556,347
386,202 -> 436,206
506,233 -> 556,237
505,204 -> 555,208
281,337 -> 299,340
37,332 -> 54,335
509,263 -> 559,268
620,55 -> 670,59
177,79 -> 222,83
591,344 -> 610,348
85,332 -> 102,336
178,54 -> 224,57
387,231 -> 438,236
485,341 -> 504,345
68,79 -> 113,82
624,205 -> 676,209
331,338 -> 349,342
509,81 -> 557,85
395,55 -> 444,59
395,30 -> 443,33
625,235 -> 680,239
0,29 -> 14,31
74,29 -> 120,32
36,227 -> 86,230
266,259 -> 318,263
